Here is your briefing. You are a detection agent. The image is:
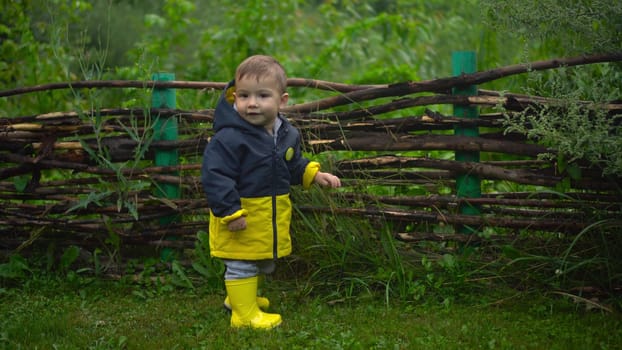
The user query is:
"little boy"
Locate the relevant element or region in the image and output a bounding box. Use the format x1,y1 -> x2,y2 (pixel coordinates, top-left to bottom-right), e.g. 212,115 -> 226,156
201,55 -> 341,329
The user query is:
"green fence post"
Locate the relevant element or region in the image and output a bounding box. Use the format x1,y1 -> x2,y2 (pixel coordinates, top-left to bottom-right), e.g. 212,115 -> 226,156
151,72 -> 180,260
452,51 -> 481,234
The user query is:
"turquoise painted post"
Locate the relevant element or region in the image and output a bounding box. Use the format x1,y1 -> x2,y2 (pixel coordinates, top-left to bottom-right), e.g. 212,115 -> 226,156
452,51 -> 481,234
151,72 -> 179,260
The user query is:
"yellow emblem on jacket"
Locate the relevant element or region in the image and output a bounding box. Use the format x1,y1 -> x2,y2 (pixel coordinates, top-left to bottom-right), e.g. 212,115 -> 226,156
285,147 -> 294,161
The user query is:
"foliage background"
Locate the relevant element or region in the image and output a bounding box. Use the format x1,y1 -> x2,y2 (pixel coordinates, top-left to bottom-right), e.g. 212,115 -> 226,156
2,0 -> 620,103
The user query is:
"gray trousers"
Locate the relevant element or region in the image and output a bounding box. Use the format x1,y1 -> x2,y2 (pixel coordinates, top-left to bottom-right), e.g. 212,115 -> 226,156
223,259 -> 276,280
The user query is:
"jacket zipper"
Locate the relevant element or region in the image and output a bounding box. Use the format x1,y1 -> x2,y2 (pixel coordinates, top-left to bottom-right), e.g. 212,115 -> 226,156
271,135 -> 278,259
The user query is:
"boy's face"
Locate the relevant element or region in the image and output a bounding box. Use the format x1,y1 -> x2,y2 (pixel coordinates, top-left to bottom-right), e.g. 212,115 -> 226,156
234,75 -> 288,132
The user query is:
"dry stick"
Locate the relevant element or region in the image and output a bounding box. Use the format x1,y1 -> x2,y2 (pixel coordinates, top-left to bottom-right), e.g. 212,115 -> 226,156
0,215 -> 209,233
0,78 -> 382,98
282,52 -> 622,113
0,197 -> 207,219
298,94 -> 622,121
295,206 -> 608,234
295,114 -> 504,133
0,81 -> 227,98
314,134 -> 550,156
337,193 -> 620,210
0,151 -> 201,179
3,108 -> 214,124
337,156 -> 559,186
339,155 -> 540,170
395,232 -> 512,243
0,237 -> 197,250
480,191 -> 621,202
488,206 -> 615,220
286,78 -> 386,92
0,209 -> 206,235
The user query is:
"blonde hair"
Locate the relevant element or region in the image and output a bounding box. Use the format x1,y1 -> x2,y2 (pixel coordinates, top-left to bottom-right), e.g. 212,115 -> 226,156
235,55 -> 287,93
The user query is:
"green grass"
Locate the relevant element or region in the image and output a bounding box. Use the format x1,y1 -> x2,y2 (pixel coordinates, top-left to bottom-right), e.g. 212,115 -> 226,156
1,278 -> 620,350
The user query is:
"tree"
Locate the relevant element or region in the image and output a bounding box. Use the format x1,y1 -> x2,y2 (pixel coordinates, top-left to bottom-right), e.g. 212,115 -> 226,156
481,0 -> 622,56
481,0 -> 622,176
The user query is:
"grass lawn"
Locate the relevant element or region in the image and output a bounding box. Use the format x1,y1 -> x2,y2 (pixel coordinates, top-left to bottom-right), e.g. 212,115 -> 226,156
1,278 -> 620,350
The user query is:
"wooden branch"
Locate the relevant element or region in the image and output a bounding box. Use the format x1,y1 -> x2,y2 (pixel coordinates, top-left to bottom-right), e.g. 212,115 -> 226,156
486,206 -> 615,220
309,94 -> 622,121
0,137 -> 206,174
0,78 -> 383,98
340,169 -> 452,182
337,193 -> 621,210
287,95 -> 507,122
480,89 -> 622,113
395,232 -> 514,243
283,53 -> 622,113
337,156 -> 559,186
313,133 -> 551,157
480,191 -> 621,202
305,95 -> 517,121
295,205 -> 615,234
295,114 -> 502,135
0,195 -> 209,220
3,108 -> 213,126
286,78 -> 386,92
0,81 -> 227,98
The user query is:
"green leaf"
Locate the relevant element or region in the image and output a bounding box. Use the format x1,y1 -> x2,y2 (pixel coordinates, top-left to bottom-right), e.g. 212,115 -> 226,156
12,175 -> 29,193
60,246 -> 80,271
191,262 -> 214,279
556,153 -> 567,174
0,255 -> 30,279
501,245 -> 521,259
65,190 -> 113,213
555,177 -> 571,192
439,254 -> 456,270
171,260 -> 193,289
566,163 -> 582,180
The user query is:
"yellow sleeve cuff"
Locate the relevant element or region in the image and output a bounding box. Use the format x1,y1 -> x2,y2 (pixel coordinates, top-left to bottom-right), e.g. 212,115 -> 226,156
302,161 -> 321,189
221,209 -> 248,224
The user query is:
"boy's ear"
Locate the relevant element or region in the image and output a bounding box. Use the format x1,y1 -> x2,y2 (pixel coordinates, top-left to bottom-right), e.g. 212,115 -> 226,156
280,92 -> 289,107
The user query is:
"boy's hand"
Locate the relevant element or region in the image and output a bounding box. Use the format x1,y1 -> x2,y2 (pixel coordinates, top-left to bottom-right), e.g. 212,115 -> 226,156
313,171 -> 341,188
227,217 -> 247,231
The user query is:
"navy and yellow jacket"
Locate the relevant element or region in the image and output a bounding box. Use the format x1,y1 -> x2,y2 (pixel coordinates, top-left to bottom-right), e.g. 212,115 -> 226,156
201,81 -> 320,260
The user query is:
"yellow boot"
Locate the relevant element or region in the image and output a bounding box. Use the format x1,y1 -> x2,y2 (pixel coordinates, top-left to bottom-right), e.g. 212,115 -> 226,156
223,295 -> 270,312
224,274 -> 270,311
225,276 -> 282,329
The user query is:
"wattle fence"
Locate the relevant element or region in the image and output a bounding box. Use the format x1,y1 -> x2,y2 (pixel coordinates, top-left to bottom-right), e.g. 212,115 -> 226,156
1,53 -> 621,256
